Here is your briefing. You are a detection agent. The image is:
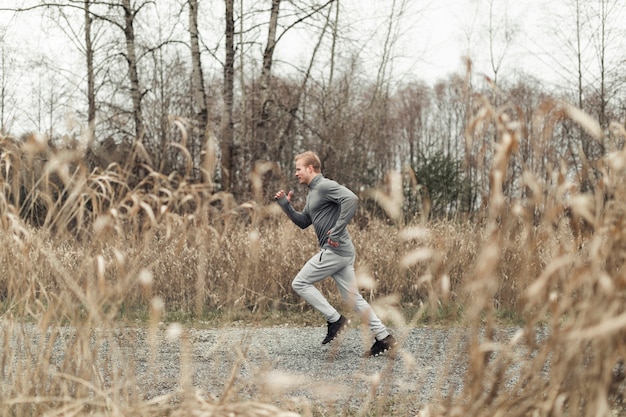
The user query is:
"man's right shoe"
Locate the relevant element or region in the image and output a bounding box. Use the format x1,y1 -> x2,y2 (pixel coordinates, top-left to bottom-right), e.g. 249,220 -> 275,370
322,315 -> 350,344
364,334 -> 398,357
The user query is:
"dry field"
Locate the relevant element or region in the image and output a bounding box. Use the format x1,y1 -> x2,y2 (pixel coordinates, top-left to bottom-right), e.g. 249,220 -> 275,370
2,107 -> 626,416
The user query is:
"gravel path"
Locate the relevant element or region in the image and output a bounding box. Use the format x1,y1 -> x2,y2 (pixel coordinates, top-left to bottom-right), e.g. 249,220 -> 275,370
6,323 -> 528,414
129,324 -> 474,410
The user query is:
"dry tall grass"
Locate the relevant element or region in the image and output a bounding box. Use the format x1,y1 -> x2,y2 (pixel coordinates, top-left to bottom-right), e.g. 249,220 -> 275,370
1,98 -> 626,416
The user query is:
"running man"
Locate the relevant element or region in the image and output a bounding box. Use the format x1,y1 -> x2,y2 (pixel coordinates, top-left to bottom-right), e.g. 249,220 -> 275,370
274,151 -> 397,357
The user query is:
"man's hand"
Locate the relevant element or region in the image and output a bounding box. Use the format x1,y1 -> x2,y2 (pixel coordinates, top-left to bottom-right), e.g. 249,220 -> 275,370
327,230 -> 339,248
274,190 -> 293,202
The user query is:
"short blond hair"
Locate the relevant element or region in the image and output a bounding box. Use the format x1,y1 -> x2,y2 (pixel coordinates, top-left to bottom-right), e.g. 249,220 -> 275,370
295,151 -> 321,173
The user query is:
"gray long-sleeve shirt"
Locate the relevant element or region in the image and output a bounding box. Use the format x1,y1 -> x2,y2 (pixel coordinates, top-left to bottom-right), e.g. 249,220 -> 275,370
277,174 -> 358,257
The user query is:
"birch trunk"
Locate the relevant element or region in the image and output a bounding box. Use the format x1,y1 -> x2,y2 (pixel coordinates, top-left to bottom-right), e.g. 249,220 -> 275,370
122,0 -> 143,141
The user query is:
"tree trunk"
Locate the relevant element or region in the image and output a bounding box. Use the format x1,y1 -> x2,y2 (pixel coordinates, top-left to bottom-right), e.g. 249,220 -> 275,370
84,0 -> 96,144
253,0 -> 281,163
260,0 -> 280,95
189,0 -> 208,181
122,0 -> 143,141
220,0 -> 235,191
0,45 -> 8,134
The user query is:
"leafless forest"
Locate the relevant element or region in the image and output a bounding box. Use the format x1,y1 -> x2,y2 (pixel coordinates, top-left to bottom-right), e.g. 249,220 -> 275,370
0,0 -> 623,211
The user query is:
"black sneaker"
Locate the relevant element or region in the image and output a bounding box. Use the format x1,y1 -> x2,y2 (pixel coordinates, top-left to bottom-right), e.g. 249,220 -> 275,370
322,315 -> 350,344
364,334 -> 398,357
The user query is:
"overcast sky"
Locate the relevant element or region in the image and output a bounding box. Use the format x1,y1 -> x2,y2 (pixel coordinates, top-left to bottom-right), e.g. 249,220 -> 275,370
1,0 -> 624,134
1,0 -> 612,84
270,0 -> 578,87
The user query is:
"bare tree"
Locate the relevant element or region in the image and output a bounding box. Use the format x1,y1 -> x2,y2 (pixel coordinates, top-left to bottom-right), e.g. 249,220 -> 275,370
181,0 -> 208,182
260,0 -> 280,98
188,0 -> 207,142
395,81 -> 431,169
0,1 -> 100,140
0,29 -> 18,134
587,0 -> 625,132
534,0 -> 625,194
83,0 -> 96,142
485,0 -> 518,87
3,0 -> 153,143
248,0 -> 281,167
220,0 -> 235,191
55,0 -> 99,142
69,0 -> 150,143
120,0 -> 144,141
327,0 -> 339,89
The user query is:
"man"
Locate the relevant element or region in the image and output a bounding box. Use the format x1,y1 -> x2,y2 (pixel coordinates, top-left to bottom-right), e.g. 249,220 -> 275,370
274,151 -> 397,357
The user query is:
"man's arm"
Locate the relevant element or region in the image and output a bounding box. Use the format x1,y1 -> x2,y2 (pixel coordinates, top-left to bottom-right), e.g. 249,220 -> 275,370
274,190 -> 312,229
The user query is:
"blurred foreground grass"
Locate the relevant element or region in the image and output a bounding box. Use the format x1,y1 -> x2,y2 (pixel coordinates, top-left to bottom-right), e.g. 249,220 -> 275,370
2,104 -> 626,415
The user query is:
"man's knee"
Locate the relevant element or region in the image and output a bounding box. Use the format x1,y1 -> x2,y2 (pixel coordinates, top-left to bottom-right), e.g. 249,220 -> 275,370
292,275 -> 306,294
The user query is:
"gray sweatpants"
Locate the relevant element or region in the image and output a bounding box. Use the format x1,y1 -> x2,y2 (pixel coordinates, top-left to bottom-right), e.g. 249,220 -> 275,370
292,248 -> 390,340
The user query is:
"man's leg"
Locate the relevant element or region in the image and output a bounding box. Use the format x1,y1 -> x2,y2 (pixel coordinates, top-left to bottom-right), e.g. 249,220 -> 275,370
292,249 -> 347,323
330,253 -> 390,341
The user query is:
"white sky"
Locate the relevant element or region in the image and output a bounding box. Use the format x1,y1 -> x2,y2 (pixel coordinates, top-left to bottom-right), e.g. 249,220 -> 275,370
1,0 -> 624,134
0,0 -> 595,83
270,0 -> 568,87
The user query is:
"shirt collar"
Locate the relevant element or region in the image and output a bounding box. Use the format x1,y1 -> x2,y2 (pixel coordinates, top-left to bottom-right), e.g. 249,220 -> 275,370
308,174 -> 323,188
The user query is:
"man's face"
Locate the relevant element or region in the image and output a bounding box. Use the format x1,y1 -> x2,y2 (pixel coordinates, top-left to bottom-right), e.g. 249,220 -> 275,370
295,160 -> 315,185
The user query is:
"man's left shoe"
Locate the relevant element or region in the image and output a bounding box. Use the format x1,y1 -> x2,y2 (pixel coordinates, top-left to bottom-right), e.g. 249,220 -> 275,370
322,315 -> 350,344
364,334 -> 398,357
